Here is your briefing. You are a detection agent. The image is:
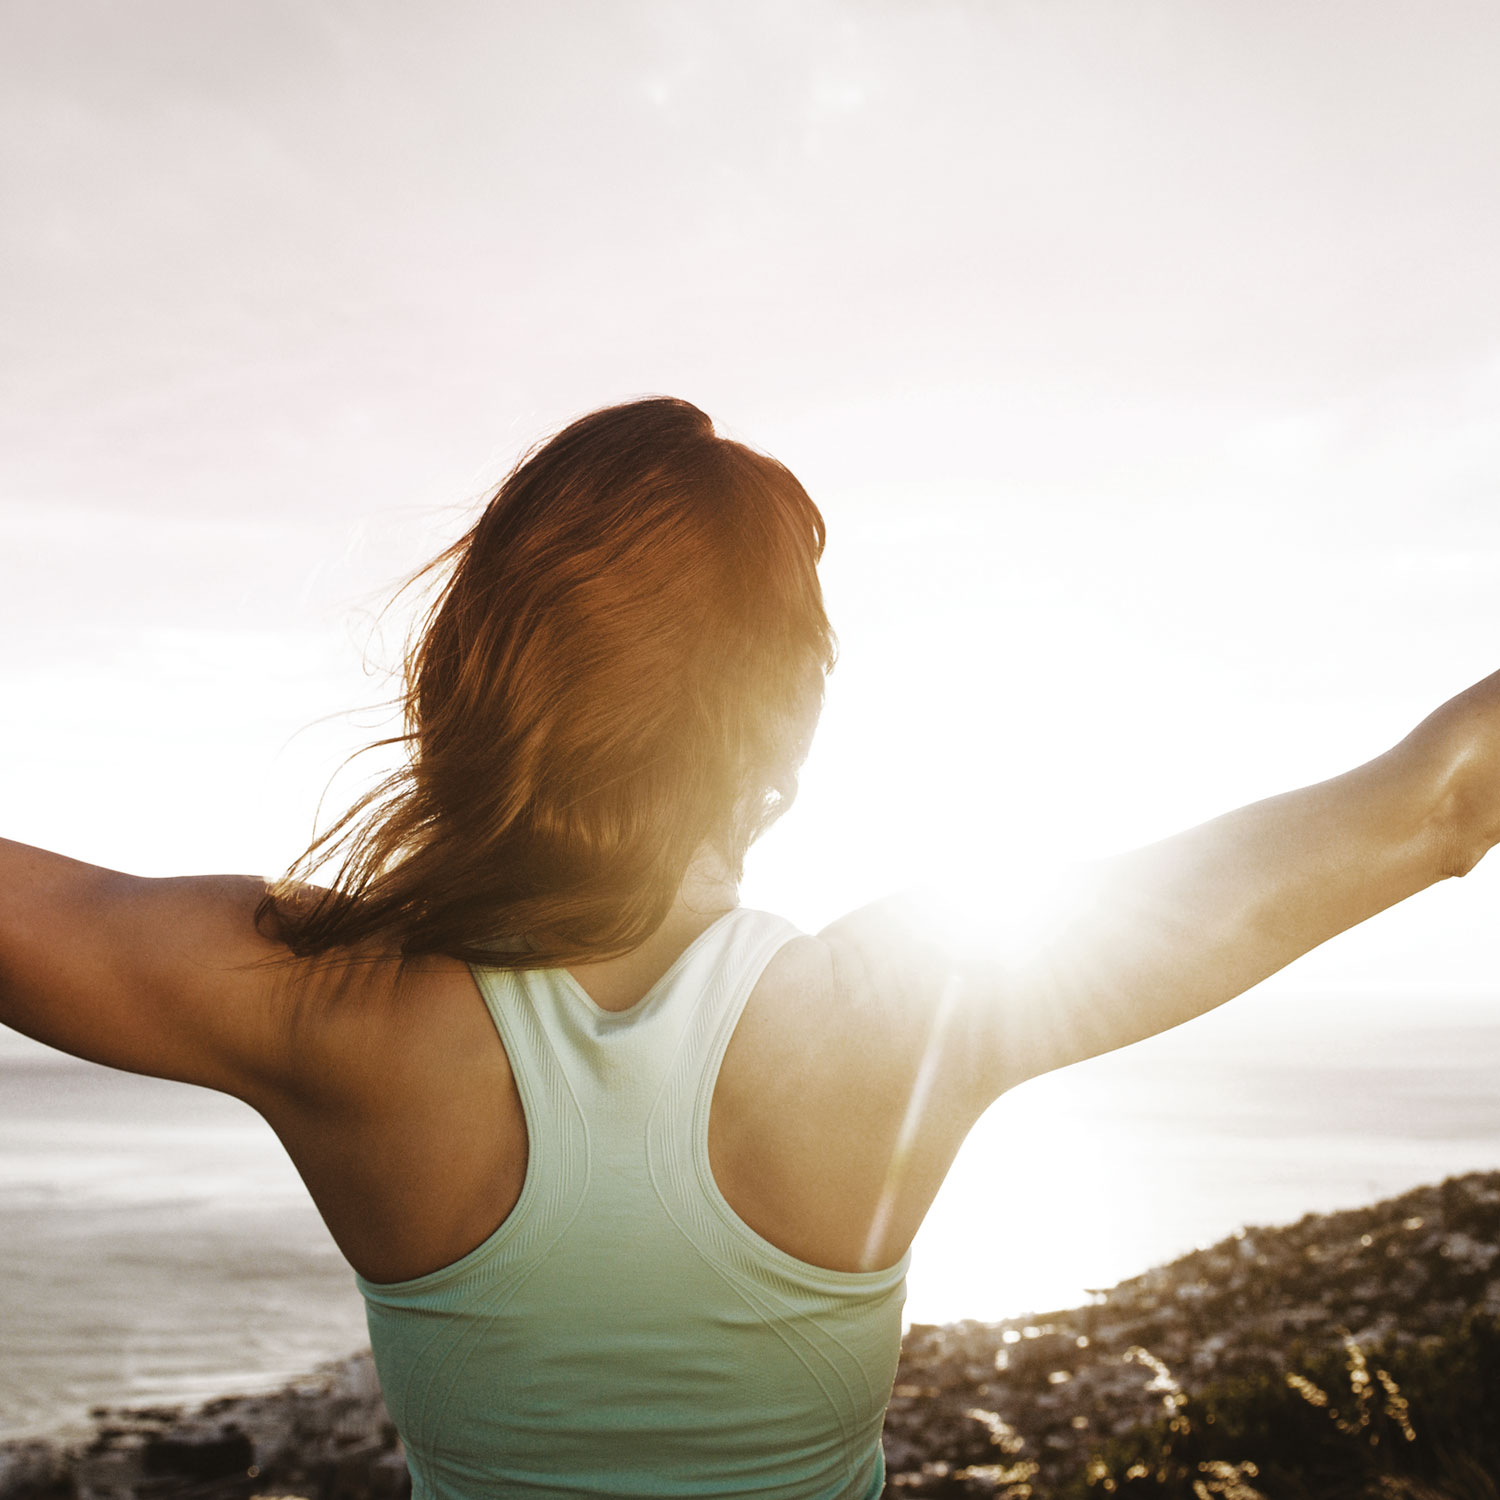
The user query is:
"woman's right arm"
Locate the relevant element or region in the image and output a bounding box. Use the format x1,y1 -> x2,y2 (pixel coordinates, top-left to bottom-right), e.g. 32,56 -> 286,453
0,843 -> 310,1100
819,667 -> 1500,1116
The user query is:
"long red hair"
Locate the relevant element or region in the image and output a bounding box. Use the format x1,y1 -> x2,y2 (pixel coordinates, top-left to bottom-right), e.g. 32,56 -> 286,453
258,397 -> 833,967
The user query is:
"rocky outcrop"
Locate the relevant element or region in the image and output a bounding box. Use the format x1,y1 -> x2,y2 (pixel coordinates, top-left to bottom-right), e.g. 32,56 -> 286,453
4,1172 -> 1498,1499
878,1171 -> 1500,1495
0,1354 -> 404,1500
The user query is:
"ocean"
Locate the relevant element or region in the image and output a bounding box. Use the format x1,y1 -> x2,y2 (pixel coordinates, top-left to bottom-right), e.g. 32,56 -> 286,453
3,990 -> 1499,1441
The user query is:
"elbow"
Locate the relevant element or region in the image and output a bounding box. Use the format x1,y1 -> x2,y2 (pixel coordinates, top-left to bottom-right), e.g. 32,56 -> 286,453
1433,800 -> 1494,880
1397,677 -> 1500,881
1423,749 -> 1499,881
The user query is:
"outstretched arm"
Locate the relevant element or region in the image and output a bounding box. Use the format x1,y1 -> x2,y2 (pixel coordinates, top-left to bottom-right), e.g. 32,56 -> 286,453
0,846 -> 305,1101
821,668 -> 1500,1113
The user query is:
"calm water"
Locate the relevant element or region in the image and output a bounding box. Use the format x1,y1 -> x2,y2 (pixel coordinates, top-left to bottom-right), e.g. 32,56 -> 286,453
3,993 -> 1499,1440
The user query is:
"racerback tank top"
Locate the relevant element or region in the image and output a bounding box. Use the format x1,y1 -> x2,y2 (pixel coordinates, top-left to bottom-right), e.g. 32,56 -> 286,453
356,905 -> 910,1499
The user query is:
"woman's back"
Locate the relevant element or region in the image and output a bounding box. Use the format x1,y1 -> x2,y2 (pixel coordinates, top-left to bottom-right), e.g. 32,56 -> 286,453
353,905 -> 906,1499
267,884 -> 974,1301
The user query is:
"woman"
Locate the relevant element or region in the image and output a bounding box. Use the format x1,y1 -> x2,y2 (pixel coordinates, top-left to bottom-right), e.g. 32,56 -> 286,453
1,396 -> 1496,1499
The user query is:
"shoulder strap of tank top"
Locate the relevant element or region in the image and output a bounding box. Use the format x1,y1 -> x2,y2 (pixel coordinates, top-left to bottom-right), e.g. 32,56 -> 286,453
648,909 -> 912,1297
651,905 -> 805,1113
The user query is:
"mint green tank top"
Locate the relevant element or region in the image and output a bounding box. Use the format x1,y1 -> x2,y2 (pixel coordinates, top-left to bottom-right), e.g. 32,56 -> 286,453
356,906 -> 909,1499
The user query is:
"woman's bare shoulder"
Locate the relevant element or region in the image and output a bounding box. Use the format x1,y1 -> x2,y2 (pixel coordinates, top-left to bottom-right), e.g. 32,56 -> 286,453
741,919 -> 963,1102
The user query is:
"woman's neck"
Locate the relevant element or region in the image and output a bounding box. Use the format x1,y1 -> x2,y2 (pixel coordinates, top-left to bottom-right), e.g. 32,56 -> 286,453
563,846 -> 739,1012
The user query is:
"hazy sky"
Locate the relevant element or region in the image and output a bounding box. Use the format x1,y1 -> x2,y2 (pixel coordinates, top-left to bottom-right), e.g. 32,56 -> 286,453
3,0 -> 1499,999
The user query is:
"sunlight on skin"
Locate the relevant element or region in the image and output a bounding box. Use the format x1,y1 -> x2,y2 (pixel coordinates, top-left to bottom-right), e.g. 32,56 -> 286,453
860,972 -> 964,1271
794,761 -> 1258,1312
881,897 -> 1265,1325
864,862 -> 1119,1285
902,856 -> 1090,972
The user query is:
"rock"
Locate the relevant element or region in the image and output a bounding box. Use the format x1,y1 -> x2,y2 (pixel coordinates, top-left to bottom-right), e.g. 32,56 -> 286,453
0,1444 -> 67,1500
1,1355 -> 406,1500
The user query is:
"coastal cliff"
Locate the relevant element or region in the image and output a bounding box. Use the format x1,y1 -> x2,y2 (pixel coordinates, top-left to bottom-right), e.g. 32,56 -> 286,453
3,1172 -> 1498,1500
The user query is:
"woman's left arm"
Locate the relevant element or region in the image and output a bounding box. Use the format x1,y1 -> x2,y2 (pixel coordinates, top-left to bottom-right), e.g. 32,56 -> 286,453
821,667 -> 1500,1111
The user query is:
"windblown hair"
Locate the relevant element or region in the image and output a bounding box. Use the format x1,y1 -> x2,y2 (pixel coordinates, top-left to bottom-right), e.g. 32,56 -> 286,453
258,397 -> 834,967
